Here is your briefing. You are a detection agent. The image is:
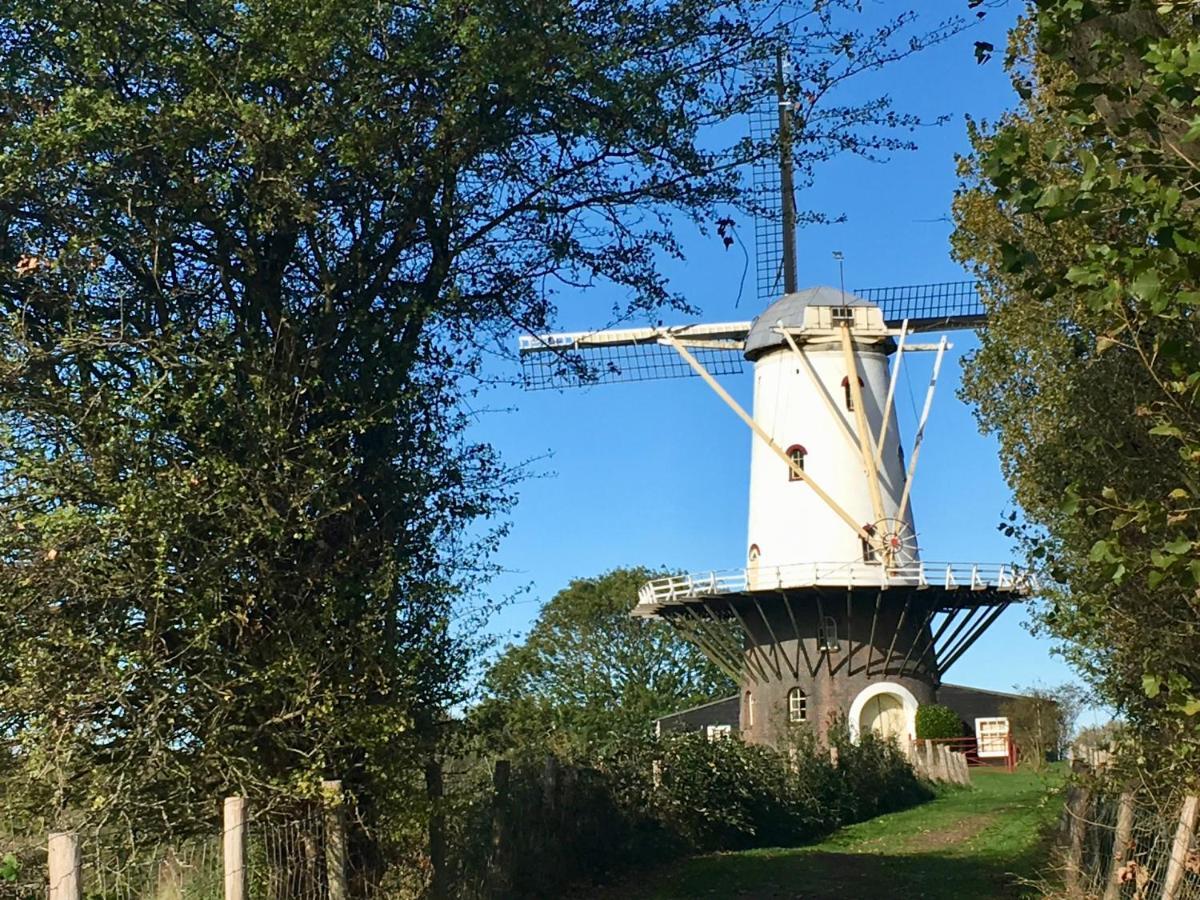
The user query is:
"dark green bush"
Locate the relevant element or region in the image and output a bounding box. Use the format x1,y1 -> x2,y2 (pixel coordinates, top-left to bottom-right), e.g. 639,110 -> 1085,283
651,728 -> 930,851
915,703 -> 964,740
445,728 -> 933,896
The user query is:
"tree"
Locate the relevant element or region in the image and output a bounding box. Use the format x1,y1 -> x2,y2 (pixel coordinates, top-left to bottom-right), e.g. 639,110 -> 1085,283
0,0 -> 968,844
951,1 -> 1200,781
1001,683 -> 1083,769
477,568 -> 735,756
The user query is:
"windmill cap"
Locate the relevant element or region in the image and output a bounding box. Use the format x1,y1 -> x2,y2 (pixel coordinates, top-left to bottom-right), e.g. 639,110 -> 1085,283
743,286 -> 875,360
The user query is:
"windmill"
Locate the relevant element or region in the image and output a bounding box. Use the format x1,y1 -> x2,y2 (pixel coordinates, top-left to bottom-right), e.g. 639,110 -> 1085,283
516,52 -> 1032,747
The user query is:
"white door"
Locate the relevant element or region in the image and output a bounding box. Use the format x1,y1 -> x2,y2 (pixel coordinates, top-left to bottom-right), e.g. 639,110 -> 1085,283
860,692 -> 905,740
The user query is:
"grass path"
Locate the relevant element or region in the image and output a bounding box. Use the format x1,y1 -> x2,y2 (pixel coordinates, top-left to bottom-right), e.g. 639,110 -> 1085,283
600,768 -> 1064,899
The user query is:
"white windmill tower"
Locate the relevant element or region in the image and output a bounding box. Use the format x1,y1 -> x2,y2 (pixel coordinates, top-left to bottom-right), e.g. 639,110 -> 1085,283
516,54 -> 1033,747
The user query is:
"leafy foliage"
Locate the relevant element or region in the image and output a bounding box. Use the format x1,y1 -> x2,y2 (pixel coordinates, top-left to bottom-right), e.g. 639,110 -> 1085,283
1000,683 -> 1082,770
915,704 -> 964,740
476,568 -> 735,757
651,728 -> 929,851
951,1 -> 1200,782
0,0 -> 966,844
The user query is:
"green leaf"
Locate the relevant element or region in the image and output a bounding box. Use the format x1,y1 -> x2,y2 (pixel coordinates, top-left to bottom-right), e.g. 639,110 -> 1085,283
1180,698 -> 1200,716
1150,423 -> 1183,438
1088,539 -> 1111,562
1144,674 -> 1164,698
1131,269 -> 1162,305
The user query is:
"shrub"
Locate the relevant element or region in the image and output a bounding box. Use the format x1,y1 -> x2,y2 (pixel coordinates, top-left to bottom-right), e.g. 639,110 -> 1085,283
915,704 -> 964,740
652,728 -> 931,851
443,729 -> 934,896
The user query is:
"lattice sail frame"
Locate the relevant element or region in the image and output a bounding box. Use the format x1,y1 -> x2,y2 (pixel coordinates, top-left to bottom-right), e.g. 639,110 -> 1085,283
518,281 -> 985,390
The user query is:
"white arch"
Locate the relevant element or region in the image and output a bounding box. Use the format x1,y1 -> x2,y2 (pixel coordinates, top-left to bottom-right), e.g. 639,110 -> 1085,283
848,681 -> 920,743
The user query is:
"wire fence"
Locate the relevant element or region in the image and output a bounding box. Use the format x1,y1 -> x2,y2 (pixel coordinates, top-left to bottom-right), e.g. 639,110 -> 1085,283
1061,784 -> 1200,900
0,787 -> 398,900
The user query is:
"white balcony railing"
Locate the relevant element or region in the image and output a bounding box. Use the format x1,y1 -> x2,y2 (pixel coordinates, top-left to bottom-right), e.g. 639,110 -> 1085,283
635,561 -> 1035,612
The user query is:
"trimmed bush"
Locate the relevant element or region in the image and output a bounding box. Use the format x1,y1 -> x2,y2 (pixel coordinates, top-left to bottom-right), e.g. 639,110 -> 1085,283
915,703 -> 964,740
446,729 -> 934,895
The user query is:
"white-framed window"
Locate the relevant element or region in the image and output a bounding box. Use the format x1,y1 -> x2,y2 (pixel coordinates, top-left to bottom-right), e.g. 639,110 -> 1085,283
744,690 -> 756,728
706,724 -> 732,742
788,687 -> 807,723
785,444 -> 806,480
818,616 -> 840,652
975,717 -> 1010,758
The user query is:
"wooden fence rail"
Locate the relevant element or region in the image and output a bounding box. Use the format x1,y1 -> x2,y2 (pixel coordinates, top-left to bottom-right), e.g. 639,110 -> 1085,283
905,739 -> 971,786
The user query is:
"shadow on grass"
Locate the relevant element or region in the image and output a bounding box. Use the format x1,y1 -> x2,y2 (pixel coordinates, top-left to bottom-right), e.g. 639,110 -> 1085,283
640,846 -> 1048,899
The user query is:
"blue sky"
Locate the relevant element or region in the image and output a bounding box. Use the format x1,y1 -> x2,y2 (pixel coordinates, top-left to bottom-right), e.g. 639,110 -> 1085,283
467,2 -> 1106,723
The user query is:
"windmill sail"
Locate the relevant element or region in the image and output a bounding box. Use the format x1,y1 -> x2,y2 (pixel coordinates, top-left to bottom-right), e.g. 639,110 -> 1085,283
857,281 -> 985,332
519,323 -> 749,390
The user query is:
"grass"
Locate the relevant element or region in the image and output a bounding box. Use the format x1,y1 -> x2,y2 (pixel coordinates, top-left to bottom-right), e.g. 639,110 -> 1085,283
595,766 -> 1066,899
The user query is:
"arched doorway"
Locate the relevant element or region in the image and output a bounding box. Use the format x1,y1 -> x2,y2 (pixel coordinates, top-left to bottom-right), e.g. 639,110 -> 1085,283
847,682 -> 920,743
859,692 -> 905,739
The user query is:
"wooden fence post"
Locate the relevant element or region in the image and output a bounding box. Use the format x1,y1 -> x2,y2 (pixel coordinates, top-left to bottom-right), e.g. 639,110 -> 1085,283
1064,785 -> 1091,896
321,780 -> 349,900
924,740 -> 936,780
937,744 -> 951,783
1161,794 -> 1199,900
425,760 -> 448,900
1101,791 -> 1135,900
223,797 -> 247,900
48,832 -> 81,900
488,760 -> 513,898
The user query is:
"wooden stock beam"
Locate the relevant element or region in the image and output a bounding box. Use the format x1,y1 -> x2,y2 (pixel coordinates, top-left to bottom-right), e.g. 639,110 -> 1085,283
840,323 -> 887,529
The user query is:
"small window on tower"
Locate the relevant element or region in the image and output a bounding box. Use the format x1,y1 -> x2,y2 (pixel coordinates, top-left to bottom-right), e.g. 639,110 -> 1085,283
841,376 -> 864,412
785,444 -> 806,480
788,687 -> 807,723
831,306 -> 855,324
818,617 -> 840,653
744,691 -> 756,728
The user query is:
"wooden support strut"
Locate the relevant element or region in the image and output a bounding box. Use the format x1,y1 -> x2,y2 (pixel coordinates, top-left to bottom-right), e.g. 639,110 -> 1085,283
839,323 -> 887,529
780,592 -> 817,677
687,605 -> 752,682
897,335 -> 948,527
779,326 -> 862,457
876,319 -> 908,467
864,590 -> 883,676
661,331 -> 872,543
908,606 -> 963,678
672,616 -> 742,683
940,602 -> 1012,673
729,602 -> 781,682
753,595 -> 797,680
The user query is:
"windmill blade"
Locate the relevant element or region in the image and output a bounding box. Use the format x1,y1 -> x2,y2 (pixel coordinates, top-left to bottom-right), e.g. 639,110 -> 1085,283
519,322 -> 750,390
749,57 -> 790,307
853,281 -> 985,332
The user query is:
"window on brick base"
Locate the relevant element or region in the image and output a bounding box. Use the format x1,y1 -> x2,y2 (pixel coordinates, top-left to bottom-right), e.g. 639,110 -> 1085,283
788,687 -> 807,723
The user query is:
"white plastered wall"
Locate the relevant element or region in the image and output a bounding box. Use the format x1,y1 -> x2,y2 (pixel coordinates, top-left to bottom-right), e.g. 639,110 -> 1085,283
745,343 -> 917,578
